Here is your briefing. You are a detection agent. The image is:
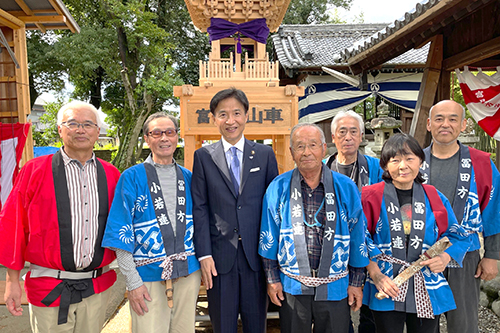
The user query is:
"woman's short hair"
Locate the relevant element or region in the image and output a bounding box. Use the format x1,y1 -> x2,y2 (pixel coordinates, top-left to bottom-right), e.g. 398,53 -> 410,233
379,133 -> 426,183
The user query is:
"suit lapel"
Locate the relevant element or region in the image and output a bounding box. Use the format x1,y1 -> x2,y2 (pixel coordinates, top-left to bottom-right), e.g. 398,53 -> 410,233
209,140 -> 239,198
240,139 -> 256,193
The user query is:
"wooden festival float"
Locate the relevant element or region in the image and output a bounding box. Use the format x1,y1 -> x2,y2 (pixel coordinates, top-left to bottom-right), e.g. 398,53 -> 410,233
175,0 -> 303,173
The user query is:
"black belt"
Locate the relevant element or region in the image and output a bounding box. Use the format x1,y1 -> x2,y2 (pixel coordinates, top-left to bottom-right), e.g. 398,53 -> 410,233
41,278 -> 95,325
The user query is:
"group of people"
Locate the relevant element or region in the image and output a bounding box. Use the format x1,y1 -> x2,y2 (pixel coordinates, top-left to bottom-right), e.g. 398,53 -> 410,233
0,87 -> 498,333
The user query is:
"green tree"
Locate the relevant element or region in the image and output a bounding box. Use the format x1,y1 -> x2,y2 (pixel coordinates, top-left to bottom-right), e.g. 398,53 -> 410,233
27,0 -> 210,171
283,0 -> 352,24
32,100 -> 64,146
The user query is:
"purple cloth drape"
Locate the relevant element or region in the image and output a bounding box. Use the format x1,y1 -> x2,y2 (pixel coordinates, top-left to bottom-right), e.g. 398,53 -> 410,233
207,18 -> 269,53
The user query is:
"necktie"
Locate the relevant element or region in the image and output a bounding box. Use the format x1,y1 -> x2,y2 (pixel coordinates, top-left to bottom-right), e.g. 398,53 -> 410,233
229,146 -> 240,194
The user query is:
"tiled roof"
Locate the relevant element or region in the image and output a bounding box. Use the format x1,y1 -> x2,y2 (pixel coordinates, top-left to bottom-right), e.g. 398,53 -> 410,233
273,24 -> 428,70
340,0 -> 440,60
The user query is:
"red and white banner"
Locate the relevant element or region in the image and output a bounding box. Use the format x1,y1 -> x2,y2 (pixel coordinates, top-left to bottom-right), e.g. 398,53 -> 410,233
456,66 -> 500,140
1,123 -> 30,210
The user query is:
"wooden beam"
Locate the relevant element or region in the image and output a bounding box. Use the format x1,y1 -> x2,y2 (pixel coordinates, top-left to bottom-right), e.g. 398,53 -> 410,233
410,35 -> 443,146
443,36 -> 500,70
35,23 -> 46,33
17,15 -> 66,24
0,9 -> 24,29
14,0 -> 33,15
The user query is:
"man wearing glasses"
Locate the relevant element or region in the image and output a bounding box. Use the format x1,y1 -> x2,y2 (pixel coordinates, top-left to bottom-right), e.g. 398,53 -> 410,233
0,101 -> 121,332
103,112 -> 200,333
259,123 -> 369,333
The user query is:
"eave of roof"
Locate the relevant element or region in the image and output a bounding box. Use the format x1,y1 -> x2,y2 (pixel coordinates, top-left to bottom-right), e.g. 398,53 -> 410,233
272,23 -> 428,71
1,0 -> 80,33
339,0 -> 497,74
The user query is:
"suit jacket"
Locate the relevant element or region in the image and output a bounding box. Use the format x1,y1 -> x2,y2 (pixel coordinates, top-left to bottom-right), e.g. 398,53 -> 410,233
192,139 -> 278,274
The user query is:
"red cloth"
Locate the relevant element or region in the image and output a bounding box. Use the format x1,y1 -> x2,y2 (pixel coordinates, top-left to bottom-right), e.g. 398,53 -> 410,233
0,123 -> 30,210
0,153 -> 120,307
362,182 -> 449,237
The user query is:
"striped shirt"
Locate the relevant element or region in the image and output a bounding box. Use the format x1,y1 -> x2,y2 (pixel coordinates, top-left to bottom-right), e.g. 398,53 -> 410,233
61,148 -> 99,269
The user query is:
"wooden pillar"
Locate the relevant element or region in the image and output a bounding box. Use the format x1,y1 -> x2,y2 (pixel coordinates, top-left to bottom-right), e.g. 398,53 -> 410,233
15,27 -> 33,164
409,35 -> 443,146
184,135 -> 196,171
437,70 -> 451,102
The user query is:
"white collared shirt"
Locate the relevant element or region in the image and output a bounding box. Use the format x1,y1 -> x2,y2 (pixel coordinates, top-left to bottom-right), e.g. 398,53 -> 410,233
221,135 -> 244,179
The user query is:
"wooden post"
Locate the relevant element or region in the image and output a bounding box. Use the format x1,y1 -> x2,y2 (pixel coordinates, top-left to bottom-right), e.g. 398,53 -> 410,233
410,35 -> 443,146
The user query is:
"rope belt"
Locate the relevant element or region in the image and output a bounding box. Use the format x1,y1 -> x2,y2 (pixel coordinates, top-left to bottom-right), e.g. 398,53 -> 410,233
377,254 -> 434,319
280,268 -> 348,288
134,251 -> 193,280
135,252 -> 193,308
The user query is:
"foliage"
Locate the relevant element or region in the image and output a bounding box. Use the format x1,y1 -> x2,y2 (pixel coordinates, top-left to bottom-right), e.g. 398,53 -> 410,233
27,0 -> 208,171
282,0 -> 352,24
32,100 -> 64,146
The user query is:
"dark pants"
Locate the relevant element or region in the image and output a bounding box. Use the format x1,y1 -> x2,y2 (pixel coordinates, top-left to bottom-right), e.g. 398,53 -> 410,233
358,304 -> 376,333
207,242 -> 267,333
279,292 -> 350,333
372,310 -> 439,333
443,250 -> 481,333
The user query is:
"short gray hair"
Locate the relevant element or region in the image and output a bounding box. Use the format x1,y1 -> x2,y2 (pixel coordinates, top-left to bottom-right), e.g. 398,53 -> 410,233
331,110 -> 364,134
57,101 -> 102,127
290,123 -> 326,148
143,112 -> 179,134
428,100 -> 466,120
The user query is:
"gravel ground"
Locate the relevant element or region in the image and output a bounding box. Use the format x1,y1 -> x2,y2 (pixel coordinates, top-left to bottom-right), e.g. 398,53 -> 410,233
437,305 -> 500,333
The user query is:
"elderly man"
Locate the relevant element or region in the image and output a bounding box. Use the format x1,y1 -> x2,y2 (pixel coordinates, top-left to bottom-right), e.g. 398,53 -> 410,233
102,112 -> 200,333
326,110 -> 383,189
259,123 -> 369,333
0,101 -> 120,332
422,100 -> 500,333
326,110 -> 383,333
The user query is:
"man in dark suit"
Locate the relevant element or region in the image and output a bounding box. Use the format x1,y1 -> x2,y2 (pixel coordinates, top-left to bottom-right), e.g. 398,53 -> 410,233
192,88 -> 279,333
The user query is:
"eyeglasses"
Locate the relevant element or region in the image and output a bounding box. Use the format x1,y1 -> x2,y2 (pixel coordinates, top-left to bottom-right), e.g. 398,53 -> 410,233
61,121 -> 98,130
292,142 -> 322,153
147,128 -> 178,138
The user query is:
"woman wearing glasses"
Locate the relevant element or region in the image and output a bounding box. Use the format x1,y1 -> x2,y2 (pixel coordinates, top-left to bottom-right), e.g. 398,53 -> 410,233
360,133 -> 470,333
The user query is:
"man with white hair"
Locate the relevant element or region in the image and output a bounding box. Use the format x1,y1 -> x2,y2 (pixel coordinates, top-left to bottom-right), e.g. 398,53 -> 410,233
260,123 -> 369,333
326,110 -> 383,190
0,101 -> 120,332
326,110 -> 383,333
422,99 -> 500,333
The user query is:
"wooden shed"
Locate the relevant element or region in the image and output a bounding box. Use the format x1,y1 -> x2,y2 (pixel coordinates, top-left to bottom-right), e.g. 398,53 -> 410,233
0,0 -> 79,164
339,0 -> 500,149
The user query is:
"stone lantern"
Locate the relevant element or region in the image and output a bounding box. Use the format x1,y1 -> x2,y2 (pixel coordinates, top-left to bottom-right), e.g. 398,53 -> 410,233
366,100 -> 402,157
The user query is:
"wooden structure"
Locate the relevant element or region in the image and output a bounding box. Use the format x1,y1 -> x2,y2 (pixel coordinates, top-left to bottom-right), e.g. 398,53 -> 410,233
340,0 -> 500,147
0,0 -> 79,164
176,0 -> 303,173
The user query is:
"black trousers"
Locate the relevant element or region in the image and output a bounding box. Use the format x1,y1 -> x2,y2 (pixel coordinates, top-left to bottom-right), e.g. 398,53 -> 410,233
207,242 -> 267,333
359,304 -> 377,333
279,292 -> 350,333
372,310 -> 439,333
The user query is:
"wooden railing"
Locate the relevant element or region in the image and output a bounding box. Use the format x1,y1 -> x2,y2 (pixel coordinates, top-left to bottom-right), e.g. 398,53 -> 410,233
199,52 -> 279,81
199,53 -> 233,80
244,52 -> 279,80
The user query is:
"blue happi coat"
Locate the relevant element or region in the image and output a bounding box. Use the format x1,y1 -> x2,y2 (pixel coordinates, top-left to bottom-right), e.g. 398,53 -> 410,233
259,168 -> 369,301
422,144 -> 500,253
361,182 -> 470,315
102,163 -> 199,282
325,153 -> 383,188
